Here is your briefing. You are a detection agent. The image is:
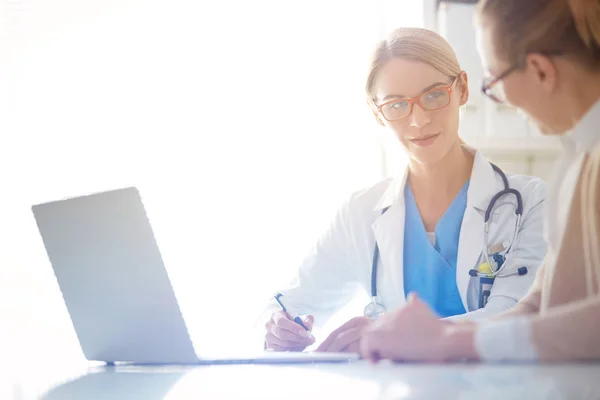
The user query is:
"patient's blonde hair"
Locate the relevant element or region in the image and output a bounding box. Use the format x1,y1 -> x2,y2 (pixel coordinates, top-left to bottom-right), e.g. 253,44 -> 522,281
581,144 -> 600,296
477,0 -> 600,68
365,27 -> 462,105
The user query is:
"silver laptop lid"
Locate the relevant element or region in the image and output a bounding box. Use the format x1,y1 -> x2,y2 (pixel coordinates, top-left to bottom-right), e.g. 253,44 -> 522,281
32,187 -> 198,364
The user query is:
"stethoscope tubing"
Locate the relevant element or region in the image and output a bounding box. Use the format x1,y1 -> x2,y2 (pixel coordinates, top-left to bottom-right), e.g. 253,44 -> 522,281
369,164 -> 523,299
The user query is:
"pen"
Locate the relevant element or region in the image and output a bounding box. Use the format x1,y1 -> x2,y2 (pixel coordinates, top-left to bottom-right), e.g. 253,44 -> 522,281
274,293 -> 311,333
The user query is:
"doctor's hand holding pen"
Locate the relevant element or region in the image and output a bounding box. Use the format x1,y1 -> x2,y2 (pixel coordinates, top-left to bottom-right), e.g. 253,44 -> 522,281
264,294 -> 315,351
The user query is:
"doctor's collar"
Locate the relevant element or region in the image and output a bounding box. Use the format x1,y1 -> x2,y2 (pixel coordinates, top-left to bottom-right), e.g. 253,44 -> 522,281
373,169 -> 409,211
374,149 -> 498,212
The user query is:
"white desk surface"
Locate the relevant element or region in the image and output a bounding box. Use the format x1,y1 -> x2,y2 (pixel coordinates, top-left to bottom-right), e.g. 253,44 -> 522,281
4,360 -> 600,400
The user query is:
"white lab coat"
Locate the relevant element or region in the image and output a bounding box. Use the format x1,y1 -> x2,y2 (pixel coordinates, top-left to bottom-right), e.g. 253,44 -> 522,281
267,148 -> 547,331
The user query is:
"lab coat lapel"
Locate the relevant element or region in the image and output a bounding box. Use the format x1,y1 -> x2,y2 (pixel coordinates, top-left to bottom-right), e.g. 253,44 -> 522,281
456,150 -> 499,310
371,167 -> 409,310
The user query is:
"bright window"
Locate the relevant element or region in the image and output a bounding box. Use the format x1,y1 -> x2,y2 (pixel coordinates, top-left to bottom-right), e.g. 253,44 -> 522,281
0,0 -> 423,373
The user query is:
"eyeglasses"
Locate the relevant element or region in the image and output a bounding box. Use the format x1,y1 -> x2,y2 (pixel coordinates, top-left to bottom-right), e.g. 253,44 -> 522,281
376,77 -> 459,122
481,63 -> 521,104
481,51 -> 563,103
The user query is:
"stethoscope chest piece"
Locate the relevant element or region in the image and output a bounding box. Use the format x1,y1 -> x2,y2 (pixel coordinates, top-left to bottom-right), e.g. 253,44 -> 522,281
364,298 -> 386,319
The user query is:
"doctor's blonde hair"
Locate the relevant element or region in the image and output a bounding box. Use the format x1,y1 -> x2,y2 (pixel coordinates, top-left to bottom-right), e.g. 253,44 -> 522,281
365,28 -> 462,124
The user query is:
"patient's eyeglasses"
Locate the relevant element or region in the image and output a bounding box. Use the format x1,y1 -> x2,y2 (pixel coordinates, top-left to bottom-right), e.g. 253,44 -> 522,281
482,51 -> 564,103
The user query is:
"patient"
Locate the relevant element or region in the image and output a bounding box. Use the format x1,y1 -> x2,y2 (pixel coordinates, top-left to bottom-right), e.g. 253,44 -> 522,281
360,0 -> 600,362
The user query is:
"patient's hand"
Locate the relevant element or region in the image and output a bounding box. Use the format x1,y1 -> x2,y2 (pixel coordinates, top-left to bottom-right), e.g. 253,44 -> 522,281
316,316 -> 372,353
360,293 -> 464,362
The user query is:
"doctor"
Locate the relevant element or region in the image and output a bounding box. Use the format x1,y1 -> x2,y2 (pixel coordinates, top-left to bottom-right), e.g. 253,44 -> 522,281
263,27 -> 547,353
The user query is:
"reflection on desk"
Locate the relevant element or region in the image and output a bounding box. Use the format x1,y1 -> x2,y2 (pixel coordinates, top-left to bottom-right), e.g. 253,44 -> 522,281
41,369 -> 185,400
38,362 -> 600,400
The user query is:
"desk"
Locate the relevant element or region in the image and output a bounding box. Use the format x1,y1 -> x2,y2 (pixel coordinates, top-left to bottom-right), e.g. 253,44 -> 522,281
6,361 -> 600,400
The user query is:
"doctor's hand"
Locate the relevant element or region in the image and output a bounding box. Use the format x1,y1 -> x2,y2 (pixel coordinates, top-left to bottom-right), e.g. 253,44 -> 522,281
316,316 -> 372,353
359,293 -> 478,363
265,311 -> 315,351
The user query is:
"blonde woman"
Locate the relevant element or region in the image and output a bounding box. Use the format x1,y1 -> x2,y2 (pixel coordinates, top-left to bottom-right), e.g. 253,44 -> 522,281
263,28 -> 547,353
360,0 -> 600,362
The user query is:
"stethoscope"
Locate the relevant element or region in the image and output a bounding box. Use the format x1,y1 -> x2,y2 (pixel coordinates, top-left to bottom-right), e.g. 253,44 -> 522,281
364,164 -> 528,319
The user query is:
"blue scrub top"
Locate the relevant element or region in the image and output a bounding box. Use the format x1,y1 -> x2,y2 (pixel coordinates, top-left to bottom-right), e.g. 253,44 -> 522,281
403,181 -> 469,318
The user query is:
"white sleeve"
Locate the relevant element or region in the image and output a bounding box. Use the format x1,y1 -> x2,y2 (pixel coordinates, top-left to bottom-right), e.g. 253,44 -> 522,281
256,197 -> 363,334
475,316 -> 538,361
444,296 -> 516,322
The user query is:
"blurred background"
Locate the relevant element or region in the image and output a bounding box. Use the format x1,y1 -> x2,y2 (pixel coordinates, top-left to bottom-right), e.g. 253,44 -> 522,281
0,0 -> 560,396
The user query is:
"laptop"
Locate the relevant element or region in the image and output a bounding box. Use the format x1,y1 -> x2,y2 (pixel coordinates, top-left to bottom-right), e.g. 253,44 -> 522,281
31,187 -> 359,365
